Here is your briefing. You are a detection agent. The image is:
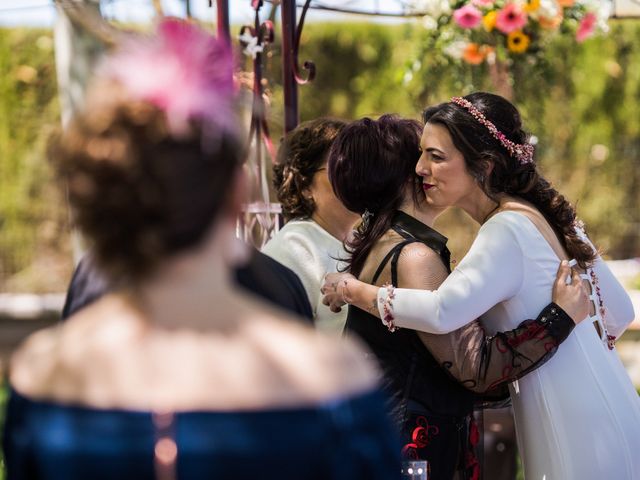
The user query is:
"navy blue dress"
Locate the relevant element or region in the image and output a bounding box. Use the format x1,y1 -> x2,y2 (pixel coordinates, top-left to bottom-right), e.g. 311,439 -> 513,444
3,388 -> 400,480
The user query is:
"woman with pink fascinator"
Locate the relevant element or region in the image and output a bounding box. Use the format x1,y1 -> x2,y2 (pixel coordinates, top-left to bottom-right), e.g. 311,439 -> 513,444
324,92 -> 640,479
2,20 -> 400,480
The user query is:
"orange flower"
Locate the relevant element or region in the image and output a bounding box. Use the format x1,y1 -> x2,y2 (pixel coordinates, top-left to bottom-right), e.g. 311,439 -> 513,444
557,0 -> 575,6
539,12 -> 563,30
462,43 -> 493,65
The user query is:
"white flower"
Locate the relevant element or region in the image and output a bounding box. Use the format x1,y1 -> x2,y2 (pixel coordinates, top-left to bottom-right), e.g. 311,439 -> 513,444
443,40 -> 467,60
595,2 -> 612,31
411,0 -> 452,18
422,15 -> 439,30
538,0 -> 559,19
238,31 -> 264,59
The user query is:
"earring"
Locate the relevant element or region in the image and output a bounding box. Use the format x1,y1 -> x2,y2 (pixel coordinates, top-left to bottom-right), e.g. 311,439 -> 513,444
361,209 -> 374,230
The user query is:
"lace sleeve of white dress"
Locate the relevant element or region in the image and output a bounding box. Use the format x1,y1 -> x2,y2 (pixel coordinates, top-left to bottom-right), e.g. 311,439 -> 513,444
377,214 -> 524,334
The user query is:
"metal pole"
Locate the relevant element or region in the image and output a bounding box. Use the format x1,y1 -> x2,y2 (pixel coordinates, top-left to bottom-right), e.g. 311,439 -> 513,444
280,0 -> 298,132
216,0 -> 231,44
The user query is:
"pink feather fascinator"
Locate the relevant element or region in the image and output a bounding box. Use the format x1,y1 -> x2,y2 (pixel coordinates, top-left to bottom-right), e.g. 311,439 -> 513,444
99,18 -> 237,139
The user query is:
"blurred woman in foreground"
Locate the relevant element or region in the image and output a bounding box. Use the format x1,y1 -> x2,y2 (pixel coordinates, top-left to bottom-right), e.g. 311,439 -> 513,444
2,20 -> 399,480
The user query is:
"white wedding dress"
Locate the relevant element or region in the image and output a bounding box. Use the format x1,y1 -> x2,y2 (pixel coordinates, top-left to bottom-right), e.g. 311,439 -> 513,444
379,211 -> 640,479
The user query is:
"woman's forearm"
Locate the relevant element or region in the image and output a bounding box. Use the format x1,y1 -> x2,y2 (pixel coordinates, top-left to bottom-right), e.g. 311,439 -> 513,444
343,277 -> 381,319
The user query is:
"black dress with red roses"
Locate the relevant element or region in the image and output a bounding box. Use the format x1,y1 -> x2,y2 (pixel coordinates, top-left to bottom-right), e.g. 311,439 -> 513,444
344,211 -> 480,480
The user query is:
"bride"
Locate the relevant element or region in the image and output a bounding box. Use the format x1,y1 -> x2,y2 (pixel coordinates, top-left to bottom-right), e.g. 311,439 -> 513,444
323,92 -> 640,479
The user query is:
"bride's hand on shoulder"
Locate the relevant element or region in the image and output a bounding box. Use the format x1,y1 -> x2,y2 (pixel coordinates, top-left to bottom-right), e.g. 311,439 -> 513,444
552,260 -> 590,324
321,272 -> 356,313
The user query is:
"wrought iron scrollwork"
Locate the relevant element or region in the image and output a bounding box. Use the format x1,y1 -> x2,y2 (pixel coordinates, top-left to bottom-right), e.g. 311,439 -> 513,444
292,0 -> 316,84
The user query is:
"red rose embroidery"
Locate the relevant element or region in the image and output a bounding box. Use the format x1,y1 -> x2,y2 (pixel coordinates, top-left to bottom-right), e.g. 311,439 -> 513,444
412,426 -> 430,448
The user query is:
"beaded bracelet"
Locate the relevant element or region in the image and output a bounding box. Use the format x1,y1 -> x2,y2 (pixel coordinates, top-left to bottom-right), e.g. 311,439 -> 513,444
379,284 -> 398,332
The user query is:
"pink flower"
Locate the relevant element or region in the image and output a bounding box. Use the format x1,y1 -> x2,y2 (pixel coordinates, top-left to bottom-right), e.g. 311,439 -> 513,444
495,3 -> 528,34
453,4 -> 483,29
576,12 -> 597,42
472,0 -> 494,7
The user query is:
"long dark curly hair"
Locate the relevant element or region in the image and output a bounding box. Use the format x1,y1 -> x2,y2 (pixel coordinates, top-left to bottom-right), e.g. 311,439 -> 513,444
423,92 -> 596,268
273,118 -> 346,221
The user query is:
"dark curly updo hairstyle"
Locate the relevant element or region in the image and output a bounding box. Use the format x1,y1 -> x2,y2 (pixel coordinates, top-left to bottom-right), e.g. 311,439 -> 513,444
273,117 -> 346,221
423,92 -> 595,268
328,115 -> 423,277
49,82 -> 243,281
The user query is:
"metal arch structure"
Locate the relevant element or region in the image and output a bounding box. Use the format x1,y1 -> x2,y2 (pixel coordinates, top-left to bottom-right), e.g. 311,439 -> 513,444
224,0 -> 318,248
219,0 -> 423,247
216,1 -> 426,134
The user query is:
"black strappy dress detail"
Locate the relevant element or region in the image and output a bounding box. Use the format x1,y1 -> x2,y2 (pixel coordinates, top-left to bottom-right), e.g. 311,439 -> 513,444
344,211 -> 476,480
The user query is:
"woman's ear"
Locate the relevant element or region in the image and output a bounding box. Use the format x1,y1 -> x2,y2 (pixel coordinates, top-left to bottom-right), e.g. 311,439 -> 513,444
476,158 -> 495,185
483,158 -> 495,178
301,186 -> 314,202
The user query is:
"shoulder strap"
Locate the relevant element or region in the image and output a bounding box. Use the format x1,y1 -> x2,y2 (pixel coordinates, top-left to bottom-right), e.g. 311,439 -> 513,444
371,239 -> 422,286
390,239 -> 422,286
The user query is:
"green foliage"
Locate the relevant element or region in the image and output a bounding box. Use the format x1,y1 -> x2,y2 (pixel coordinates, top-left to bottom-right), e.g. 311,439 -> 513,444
1,20 -> 640,291
0,28 -> 70,291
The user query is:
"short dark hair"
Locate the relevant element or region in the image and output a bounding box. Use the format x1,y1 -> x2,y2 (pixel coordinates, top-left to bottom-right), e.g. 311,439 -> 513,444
273,118 -> 346,221
328,115 -> 423,277
49,83 -> 243,280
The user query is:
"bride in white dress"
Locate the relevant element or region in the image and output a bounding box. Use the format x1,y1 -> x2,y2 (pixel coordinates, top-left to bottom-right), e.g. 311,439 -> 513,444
323,93 -> 640,479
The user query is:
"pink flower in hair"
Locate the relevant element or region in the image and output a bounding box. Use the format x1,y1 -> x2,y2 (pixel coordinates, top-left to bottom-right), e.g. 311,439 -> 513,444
576,12 -> 597,42
495,3 -> 528,34
101,18 -> 236,137
453,4 -> 483,29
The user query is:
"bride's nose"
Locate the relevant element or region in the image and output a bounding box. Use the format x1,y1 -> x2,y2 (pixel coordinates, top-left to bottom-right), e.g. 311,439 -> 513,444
416,153 -> 431,178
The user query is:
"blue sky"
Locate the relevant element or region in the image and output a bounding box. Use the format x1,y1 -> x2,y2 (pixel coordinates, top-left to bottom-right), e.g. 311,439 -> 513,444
0,1 -> 410,27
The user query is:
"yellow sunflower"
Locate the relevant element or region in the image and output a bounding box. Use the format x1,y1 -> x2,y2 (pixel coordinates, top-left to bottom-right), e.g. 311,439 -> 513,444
507,30 -> 531,53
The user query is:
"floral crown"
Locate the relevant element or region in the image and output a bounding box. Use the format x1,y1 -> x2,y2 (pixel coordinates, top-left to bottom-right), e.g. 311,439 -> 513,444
450,96 -> 534,165
99,19 -> 237,140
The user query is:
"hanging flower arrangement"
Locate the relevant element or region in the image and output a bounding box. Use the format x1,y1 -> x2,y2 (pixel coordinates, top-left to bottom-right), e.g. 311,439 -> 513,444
410,0 -> 611,65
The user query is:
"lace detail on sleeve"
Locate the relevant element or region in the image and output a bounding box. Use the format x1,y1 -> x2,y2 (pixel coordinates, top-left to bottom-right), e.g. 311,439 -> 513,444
418,303 -> 575,394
